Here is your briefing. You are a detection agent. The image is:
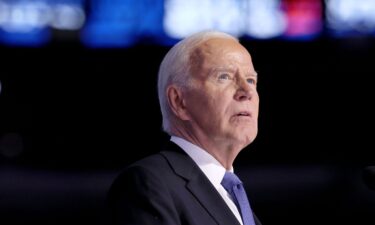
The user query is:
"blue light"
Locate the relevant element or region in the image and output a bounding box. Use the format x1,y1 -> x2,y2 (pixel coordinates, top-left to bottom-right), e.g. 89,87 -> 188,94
326,0 -> 375,37
164,0 -> 245,39
0,28 -> 50,47
0,0 -> 84,47
81,0 -> 168,48
80,23 -> 138,48
137,0 -> 164,38
244,0 -> 286,39
80,0 -> 140,48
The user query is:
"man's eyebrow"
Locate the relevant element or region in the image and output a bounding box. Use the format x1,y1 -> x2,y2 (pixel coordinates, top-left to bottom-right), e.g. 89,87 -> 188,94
210,68 -> 258,78
246,71 -> 258,78
211,67 -> 235,72
208,67 -> 235,75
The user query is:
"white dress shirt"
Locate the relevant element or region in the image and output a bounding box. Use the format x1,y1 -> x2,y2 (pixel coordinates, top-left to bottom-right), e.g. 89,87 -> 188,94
171,136 -> 243,225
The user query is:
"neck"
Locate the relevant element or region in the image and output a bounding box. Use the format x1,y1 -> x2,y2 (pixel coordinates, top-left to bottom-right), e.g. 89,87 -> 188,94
171,125 -> 242,170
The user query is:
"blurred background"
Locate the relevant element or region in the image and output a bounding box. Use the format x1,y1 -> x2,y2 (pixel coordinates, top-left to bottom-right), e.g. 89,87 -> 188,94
0,0 -> 374,224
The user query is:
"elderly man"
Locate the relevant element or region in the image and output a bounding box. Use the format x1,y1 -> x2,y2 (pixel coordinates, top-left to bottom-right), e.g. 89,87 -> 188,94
108,30 -> 261,225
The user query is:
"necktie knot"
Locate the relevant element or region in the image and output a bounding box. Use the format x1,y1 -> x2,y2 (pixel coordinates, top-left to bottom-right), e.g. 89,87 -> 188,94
221,172 -> 243,193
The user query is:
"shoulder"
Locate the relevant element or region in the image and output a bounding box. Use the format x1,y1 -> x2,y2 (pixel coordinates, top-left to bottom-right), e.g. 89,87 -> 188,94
107,152 -> 182,207
108,143 -> 194,199
108,151 -> 180,190
112,153 -> 169,184
107,154 -> 164,199
114,142 -> 190,182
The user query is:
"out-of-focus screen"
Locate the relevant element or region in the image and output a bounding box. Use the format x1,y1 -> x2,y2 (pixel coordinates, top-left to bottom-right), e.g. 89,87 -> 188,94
1,0 -> 374,47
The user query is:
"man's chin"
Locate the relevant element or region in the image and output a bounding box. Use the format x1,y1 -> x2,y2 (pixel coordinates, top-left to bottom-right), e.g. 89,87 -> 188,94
236,133 -> 257,147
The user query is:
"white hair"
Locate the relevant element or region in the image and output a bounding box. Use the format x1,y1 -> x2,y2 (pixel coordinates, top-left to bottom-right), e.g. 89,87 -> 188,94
157,30 -> 239,134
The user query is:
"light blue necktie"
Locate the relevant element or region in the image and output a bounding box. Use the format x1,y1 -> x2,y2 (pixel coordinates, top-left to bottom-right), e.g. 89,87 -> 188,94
221,171 -> 256,225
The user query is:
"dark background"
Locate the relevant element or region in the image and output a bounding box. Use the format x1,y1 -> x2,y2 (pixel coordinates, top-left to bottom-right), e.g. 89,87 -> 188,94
1,35 -> 375,224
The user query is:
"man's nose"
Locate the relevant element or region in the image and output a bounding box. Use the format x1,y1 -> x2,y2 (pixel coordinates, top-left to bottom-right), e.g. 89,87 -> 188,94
234,78 -> 254,101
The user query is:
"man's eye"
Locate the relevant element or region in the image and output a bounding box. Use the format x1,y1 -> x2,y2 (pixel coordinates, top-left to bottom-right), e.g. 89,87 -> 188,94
247,78 -> 256,84
218,73 -> 231,80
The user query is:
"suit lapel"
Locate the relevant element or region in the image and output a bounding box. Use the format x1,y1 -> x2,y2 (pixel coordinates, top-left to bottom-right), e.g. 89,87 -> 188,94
160,142 -> 241,225
186,174 -> 242,225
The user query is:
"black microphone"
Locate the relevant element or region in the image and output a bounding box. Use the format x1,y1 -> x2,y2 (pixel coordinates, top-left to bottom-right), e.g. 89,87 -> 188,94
363,166 -> 375,190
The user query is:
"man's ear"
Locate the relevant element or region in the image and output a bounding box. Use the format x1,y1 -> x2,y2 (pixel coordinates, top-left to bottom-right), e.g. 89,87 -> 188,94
166,85 -> 190,121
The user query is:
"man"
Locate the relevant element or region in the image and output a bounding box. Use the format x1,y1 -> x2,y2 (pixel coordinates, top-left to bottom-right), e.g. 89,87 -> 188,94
108,30 -> 261,225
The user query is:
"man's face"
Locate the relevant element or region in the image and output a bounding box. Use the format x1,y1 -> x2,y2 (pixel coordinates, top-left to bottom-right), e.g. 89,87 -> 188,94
184,38 -> 259,149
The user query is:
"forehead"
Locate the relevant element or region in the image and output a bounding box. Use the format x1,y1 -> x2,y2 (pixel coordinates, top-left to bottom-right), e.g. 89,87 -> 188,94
189,38 -> 253,72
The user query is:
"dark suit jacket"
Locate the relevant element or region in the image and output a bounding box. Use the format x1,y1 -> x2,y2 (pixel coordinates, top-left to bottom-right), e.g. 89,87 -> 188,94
108,142 -> 262,225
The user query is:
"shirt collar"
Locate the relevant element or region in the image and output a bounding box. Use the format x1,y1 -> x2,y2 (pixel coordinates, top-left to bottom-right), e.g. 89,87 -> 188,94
170,136 -> 233,189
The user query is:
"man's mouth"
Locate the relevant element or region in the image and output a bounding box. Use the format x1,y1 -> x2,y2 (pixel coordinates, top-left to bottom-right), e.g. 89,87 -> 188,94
236,111 -> 251,117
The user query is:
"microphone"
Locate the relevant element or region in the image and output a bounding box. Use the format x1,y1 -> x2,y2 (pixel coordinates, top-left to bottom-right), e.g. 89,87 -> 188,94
363,166 -> 375,190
